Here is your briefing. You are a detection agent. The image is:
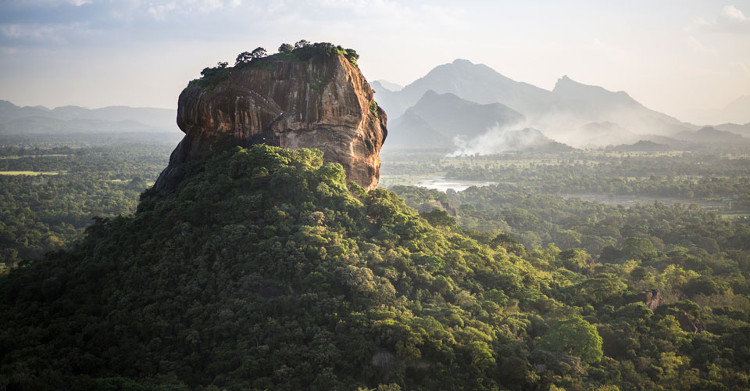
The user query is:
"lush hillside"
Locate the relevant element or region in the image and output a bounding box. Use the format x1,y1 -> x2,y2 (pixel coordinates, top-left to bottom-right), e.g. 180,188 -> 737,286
1,145 -> 558,390
1,146 -> 749,390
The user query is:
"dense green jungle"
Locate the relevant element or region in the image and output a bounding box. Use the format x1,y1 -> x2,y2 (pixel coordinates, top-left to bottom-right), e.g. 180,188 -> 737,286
1,134 -> 749,390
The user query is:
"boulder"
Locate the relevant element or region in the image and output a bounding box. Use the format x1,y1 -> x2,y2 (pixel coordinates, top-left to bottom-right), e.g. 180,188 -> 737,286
154,49 -> 387,192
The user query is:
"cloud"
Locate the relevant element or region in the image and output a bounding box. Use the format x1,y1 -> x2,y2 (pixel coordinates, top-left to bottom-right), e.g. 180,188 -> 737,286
145,0 -> 246,19
695,5 -> 750,34
0,0 -> 255,47
722,5 -> 748,22
12,0 -> 90,5
687,35 -> 715,54
147,1 -> 177,20
0,22 -> 85,44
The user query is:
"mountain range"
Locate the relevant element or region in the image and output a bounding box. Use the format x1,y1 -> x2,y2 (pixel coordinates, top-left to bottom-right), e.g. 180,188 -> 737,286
3,58 -> 749,152
0,100 -> 179,135
387,90 -> 524,150
687,95 -> 750,125
375,59 -> 749,152
720,96 -> 750,124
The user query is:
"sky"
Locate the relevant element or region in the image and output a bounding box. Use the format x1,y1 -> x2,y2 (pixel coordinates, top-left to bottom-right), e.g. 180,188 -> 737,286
1,0 -> 749,124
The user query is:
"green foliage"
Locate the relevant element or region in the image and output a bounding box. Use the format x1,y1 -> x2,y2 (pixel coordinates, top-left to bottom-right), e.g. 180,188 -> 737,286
343,48 -> 359,66
187,62 -> 230,88
539,317 -> 604,364
1,145 -> 564,390
279,43 -> 294,54
559,249 -> 593,274
420,209 -> 457,230
620,237 -> 658,262
0,144 -> 170,265
238,40 -> 360,67
2,144 -> 750,390
190,40 -> 361,92
370,100 -> 379,119
385,149 -> 750,389
251,47 -> 267,59
235,50 -> 252,65
288,41 -> 358,65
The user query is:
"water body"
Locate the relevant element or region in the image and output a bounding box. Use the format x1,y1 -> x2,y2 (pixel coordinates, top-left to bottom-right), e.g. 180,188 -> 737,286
416,176 -> 497,192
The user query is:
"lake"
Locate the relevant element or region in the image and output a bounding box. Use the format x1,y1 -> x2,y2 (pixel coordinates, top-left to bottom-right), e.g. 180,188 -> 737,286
415,176 -> 497,192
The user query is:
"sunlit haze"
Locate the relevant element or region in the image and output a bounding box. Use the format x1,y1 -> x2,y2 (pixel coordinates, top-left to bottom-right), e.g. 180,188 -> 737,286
1,0 -> 749,124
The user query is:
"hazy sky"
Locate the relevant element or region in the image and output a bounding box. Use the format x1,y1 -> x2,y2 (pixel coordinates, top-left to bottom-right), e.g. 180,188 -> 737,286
1,0 -> 749,123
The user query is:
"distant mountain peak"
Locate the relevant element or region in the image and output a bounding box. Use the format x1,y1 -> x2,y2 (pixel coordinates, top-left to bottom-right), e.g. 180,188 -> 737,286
374,60 -> 696,148
676,126 -> 747,143
371,80 -> 403,92
554,75 -> 626,94
451,58 -> 474,66
422,58 -> 500,76
386,59 -> 553,116
416,90 -> 472,106
0,99 -> 179,135
696,126 -> 740,137
720,95 -> 750,124
554,75 -> 621,94
553,76 -> 638,108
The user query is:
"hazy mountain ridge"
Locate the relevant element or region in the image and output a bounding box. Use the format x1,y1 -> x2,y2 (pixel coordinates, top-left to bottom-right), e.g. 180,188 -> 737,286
677,126 -> 747,144
720,95 -> 750,124
544,76 -> 695,139
0,116 -> 167,135
604,140 -> 671,152
373,60 -> 748,151
386,90 -> 525,151
388,110 -> 454,151
715,122 -> 750,138
0,100 -> 178,134
376,59 -> 555,120
552,76 -> 639,110
371,80 -> 403,92
571,122 -> 640,147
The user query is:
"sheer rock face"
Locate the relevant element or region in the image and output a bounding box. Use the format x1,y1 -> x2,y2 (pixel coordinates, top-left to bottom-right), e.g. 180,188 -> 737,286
154,53 -> 387,191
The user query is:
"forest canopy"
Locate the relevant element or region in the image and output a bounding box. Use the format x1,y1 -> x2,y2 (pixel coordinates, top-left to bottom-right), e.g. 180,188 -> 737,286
0,145 -> 748,390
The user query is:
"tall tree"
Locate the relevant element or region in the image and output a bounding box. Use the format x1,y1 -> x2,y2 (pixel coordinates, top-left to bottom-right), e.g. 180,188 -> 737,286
539,317 -> 603,364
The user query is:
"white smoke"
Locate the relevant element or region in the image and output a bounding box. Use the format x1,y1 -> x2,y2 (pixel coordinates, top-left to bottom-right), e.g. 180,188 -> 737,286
449,123 -> 548,156
446,102 -> 694,155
